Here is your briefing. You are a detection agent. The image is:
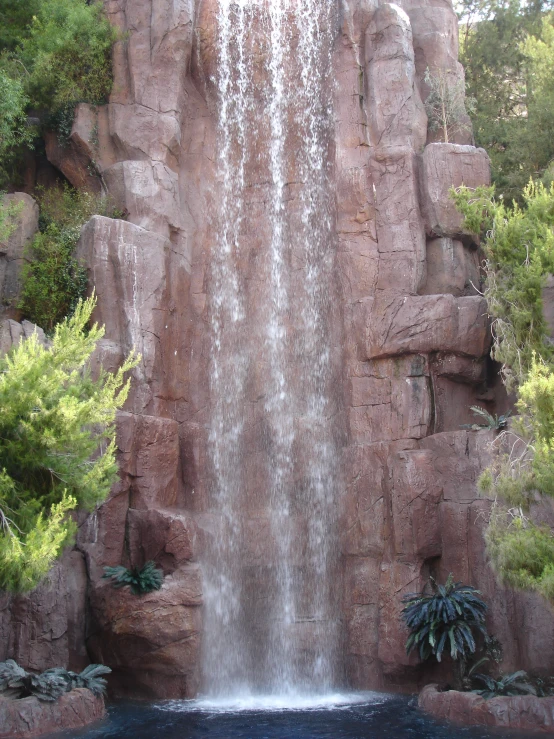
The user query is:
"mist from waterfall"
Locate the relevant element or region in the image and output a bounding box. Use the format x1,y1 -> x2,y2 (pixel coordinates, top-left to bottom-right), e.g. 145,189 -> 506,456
203,0 -> 341,699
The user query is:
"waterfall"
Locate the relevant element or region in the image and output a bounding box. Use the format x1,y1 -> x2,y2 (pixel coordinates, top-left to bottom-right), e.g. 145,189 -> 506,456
203,0 -> 341,698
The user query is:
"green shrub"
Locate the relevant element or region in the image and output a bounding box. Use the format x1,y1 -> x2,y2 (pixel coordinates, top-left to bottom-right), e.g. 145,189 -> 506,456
0,296 -> 138,592
401,574 -> 488,664
103,561 -> 164,595
18,224 -> 87,332
19,185 -> 117,331
0,193 -> 24,245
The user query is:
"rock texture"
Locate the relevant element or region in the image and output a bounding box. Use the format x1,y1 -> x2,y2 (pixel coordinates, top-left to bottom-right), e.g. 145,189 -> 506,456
0,689 -> 105,739
419,684 -> 554,733
2,0 -> 554,700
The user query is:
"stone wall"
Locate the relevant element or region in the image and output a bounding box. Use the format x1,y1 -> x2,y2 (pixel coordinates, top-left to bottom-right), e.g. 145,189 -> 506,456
1,0 -> 553,698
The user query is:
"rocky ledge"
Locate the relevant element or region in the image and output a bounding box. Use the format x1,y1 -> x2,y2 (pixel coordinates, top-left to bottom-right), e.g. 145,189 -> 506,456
0,689 -> 105,739
419,683 -> 554,734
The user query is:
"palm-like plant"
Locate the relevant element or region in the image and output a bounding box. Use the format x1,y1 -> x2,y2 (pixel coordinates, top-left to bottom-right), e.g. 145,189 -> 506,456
461,406 -> 511,431
473,670 -> 537,699
401,574 -> 488,663
103,560 -> 163,595
0,660 -> 111,701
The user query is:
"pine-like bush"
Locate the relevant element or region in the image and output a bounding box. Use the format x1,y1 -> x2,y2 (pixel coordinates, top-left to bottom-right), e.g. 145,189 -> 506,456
0,296 -> 138,592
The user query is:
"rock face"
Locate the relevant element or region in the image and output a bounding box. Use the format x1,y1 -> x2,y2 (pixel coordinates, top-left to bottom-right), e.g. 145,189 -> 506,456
2,0 -> 554,700
419,684 -> 554,733
0,689 -> 105,739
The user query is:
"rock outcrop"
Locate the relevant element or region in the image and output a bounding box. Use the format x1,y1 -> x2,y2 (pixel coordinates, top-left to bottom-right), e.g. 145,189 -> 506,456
419,684 -> 554,733
1,0 -> 553,700
0,689 -> 105,739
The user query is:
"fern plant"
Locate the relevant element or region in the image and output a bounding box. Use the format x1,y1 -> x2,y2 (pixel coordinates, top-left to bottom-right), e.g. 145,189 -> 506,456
473,670 -> 537,699
401,574 -> 488,664
461,406 -> 511,431
103,561 -> 163,595
0,660 -> 111,701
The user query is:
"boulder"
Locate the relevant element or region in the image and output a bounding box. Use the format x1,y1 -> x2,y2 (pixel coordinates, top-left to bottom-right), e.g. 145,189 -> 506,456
359,294 -> 490,359
87,569 -> 202,699
419,143 -> 491,238
0,689 -> 105,739
44,130 -> 102,194
419,684 -> 554,732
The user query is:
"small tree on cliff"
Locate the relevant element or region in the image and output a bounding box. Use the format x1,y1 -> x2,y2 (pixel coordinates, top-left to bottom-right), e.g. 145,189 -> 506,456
0,296 -> 138,592
424,67 -> 475,143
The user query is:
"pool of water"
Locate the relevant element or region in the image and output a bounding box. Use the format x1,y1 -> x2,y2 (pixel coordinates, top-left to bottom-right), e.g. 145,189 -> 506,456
43,692 -> 550,738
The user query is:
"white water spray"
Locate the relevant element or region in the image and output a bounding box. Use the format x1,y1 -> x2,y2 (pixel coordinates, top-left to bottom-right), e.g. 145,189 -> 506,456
203,0 -> 341,700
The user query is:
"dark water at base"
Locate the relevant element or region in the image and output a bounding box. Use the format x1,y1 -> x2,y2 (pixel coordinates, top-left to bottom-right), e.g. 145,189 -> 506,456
43,693 -> 550,739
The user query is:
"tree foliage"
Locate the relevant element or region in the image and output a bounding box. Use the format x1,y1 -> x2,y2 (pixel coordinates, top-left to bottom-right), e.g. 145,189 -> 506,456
458,0 -> 554,200
0,296 -> 138,592
0,0 -> 116,181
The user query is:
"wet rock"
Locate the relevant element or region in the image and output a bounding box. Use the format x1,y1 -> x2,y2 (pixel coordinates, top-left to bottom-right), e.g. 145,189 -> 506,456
0,689 -> 105,739
419,684 -> 554,732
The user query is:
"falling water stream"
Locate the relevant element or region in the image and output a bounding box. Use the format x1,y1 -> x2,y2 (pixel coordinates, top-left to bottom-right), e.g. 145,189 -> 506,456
203,0 -> 342,700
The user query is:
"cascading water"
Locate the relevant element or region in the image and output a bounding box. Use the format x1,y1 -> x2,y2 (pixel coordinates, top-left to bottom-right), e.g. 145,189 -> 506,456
203,0 -> 342,699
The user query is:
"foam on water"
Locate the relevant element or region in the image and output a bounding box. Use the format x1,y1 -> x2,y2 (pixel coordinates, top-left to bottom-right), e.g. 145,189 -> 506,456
160,692 -> 388,714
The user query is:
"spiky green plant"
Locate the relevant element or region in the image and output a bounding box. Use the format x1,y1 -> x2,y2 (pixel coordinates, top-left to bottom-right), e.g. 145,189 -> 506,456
461,406 -> 511,431
401,574 -> 488,663
0,660 -> 111,701
103,560 -> 163,595
473,670 -> 537,699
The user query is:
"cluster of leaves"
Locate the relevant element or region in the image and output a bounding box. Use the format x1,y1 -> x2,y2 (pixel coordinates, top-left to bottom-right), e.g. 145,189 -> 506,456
0,0 -> 116,184
19,184 -> 116,331
458,0 -> 554,202
472,670 -> 537,698
0,659 -> 110,702
103,561 -> 164,595
401,574 -> 488,664
461,406 -> 511,430
0,296 -> 138,592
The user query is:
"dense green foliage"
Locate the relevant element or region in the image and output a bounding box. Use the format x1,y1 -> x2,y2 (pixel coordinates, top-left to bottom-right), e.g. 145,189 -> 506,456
453,182 -> 554,383
401,575 -> 488,664
0,192 -> 23,245
472,670 -> 537,698
0,0 -> 116,183
458,0 -> 554,200
0,297 -> 137,592
455,182 -> 554,603
103,561 -> 164,595
19,185 -> 116,331
0,659 -> 110,701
